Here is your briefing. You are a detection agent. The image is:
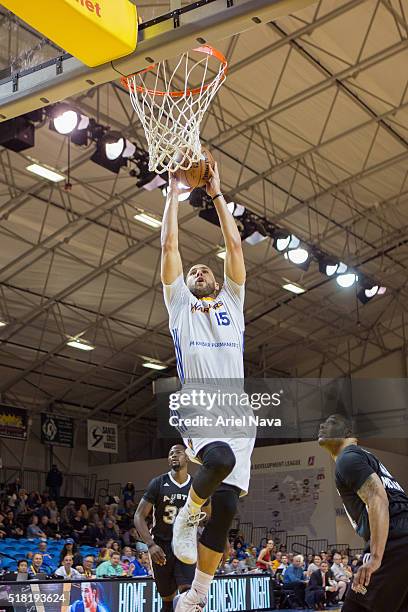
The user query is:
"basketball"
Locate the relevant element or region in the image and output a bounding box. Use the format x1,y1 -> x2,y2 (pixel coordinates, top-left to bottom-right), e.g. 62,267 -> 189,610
175,146 -> 215,190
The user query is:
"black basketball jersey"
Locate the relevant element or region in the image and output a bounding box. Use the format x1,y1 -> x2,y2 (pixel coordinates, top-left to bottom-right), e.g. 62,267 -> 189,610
335,445 -> 408,542
143,472 -> 191,542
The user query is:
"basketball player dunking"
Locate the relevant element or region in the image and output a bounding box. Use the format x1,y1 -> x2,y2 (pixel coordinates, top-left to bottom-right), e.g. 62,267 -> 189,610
161,163 -> 255,611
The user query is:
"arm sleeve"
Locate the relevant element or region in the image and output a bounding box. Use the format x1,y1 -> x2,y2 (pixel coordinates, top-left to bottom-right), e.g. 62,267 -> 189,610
162,274 -> 191,313
336,450 -> 376,493
142,477 -> 160,505
223,275 -> 245,306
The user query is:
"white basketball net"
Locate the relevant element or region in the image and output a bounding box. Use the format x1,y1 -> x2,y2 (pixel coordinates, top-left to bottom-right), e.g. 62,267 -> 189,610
125,48 -> 227,174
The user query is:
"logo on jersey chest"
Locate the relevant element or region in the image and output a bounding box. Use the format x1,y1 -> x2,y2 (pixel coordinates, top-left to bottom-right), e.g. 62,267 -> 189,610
191,300 -> 223,314
164,493 -> 188,503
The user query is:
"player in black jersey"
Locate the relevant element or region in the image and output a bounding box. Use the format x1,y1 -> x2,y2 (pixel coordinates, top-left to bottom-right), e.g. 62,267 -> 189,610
318,414 -> 408,612
134,445 -> 205,612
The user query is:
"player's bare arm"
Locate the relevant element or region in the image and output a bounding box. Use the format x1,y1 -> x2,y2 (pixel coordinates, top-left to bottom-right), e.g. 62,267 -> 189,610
134,498 -> 167,566
206,163 -> 246,285
161,175 -> 183,285
354,473 -> 389,588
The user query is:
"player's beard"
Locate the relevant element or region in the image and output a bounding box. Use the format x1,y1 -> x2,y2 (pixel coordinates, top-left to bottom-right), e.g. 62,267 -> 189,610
191,279 -> 215,298
171,461 -> 181,471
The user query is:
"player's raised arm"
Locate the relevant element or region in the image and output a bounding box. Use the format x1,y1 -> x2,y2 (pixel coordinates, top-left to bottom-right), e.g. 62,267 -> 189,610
354,473 -> 389,588
161,175 -> 183,285
206,163 -> 246,285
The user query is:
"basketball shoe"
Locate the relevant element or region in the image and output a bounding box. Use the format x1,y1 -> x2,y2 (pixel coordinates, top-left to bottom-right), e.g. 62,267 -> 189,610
173,590 -> 207,612
172,507 -> 206,564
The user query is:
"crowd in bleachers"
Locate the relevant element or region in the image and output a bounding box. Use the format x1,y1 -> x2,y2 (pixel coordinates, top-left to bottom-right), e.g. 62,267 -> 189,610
219,533 -> 364,609
0,475 -> 362,609
0,476 -> 152,580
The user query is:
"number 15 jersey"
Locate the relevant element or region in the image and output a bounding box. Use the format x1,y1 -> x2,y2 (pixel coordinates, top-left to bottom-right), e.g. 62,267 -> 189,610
163,274 -> 245,382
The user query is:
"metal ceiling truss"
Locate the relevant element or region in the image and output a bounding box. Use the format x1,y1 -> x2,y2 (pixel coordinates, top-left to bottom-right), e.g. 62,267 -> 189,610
0,0 -> 407,437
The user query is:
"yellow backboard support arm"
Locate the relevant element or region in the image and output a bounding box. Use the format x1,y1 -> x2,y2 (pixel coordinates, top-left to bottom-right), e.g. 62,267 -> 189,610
1,0 -> 138,67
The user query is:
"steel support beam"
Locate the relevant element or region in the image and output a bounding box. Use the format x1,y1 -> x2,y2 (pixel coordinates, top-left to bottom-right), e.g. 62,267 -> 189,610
0,0 -> 316,121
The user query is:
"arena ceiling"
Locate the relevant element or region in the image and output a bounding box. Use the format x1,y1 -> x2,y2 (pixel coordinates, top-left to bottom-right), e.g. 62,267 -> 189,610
0,0 -> 407,437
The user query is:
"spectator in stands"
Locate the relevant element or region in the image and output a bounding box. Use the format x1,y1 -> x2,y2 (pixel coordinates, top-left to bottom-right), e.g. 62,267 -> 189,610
121,546 -> 135,563
61,501 -> 76,529
15,490 -> 28,516
87,520 -> 105,547
96,548 -> 110,566
306,560 -> 337,610
28,540 -> 56,572
117,500 -> 135,532
103,519 -> 119,542
49,500 -> 59,525
80,504 -> 89,521
107,540 -> 121,554
244,547 -> 258,571
225,557 -> 246,574
72,510 -> 88,543
320,550 -> 328,563
46,465 -> 63,500
307,554 -> 322,577
3,510 -> 23,538
0,513 -> 8,539
277,554 -> 289,578
95,551 -> 134,577
330,552 -> 351,600
87,503 -> 101,525
2,559 -> 29,581
342,554 -> 353,574
60,539 -> 83,568
55,554 -> 82,580
7,478 -> 22,497
27,491 -> 42,511
27,515 -> 47,539
283,554 -> 307,607
28,553 -> 48,577
235,541 -> 248,561
272,551 -> 283,572
138,551 -> 153,576
39,515 -> 59,539
80,555 -> 96,579
257,539 -> 275,572
121,526 -> 138,548
36,500 -> 51,520
122,482 -> 135,504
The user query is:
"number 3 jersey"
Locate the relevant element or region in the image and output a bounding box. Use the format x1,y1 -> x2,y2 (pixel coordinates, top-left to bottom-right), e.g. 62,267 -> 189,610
143,472 -> 192,542
163,274 -> 245,381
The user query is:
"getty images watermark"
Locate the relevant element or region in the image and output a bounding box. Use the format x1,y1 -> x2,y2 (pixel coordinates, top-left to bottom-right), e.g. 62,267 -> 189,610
168,388 -> 283,430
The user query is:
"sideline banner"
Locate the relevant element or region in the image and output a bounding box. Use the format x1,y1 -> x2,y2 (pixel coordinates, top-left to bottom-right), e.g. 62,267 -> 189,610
0,405 -> 27,440
87,419 -> 118,453
0,575 -> 274,611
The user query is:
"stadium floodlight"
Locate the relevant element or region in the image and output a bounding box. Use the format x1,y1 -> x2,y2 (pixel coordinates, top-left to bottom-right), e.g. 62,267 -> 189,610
357,283 -> 387,304
273,231 -> 300,253
282,282 -> 306,295
287,247 -> 309,265
319,257 -> 347,277
336,273 -> 358,288
52,109 -> 89,135
104,132 -> 136,160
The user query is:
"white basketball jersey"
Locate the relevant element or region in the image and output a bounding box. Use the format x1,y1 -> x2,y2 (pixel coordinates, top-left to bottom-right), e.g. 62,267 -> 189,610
163,274 -> 245,381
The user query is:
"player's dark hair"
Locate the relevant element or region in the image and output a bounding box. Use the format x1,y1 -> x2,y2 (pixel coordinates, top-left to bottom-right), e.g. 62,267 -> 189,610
328,413 -> 353,437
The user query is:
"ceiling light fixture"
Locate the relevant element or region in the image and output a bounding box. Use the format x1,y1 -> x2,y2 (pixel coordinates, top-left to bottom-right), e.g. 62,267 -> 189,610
336,273 -> 358,288
282,282 -> 306,295
134,212 -> 162,229
52,109 -> 89,135
66,337 -> 95,351
142,361 -> 167,371
26,163 -> 65,183
216,250 -> 227,260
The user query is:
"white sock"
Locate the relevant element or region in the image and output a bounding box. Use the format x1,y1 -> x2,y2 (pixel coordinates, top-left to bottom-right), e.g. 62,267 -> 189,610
184,494 -> 202,516
190,568 -> 213,600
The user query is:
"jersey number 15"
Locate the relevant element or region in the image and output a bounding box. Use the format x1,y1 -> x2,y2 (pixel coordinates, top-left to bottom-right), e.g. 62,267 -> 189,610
215,311 -> 230,326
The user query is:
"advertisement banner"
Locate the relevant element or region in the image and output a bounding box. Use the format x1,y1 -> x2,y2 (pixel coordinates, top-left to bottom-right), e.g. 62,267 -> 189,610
0,575 -> 274,612
87,419 -> 118,454
41,413 -> 74,448
0,405 -> 27,440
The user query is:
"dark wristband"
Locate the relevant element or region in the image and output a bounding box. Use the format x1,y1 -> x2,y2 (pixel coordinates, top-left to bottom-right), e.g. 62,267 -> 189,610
212,193 -> 223,201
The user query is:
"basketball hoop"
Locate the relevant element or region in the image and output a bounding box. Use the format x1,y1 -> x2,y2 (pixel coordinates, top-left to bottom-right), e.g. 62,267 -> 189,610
121,45 -> 227,174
